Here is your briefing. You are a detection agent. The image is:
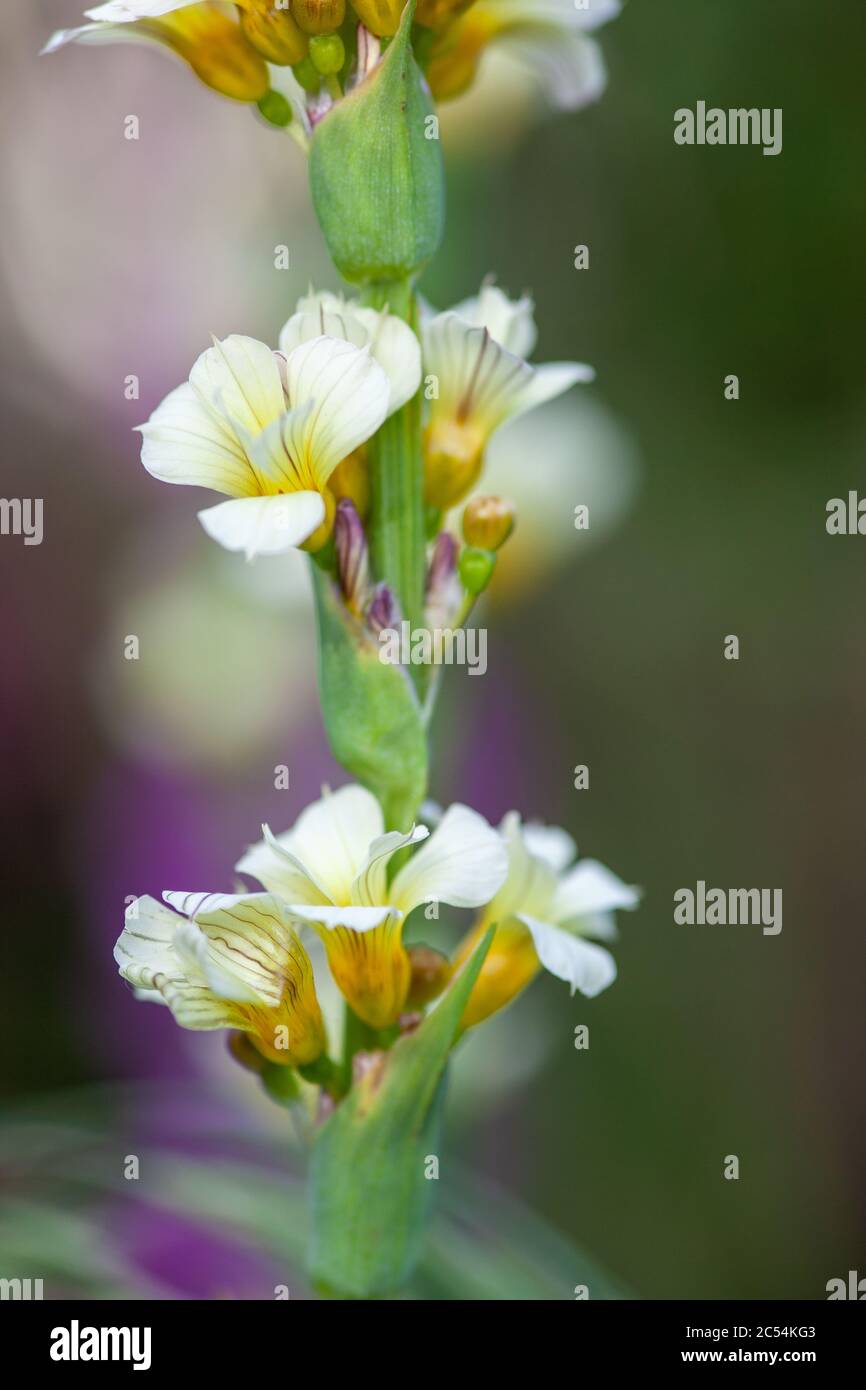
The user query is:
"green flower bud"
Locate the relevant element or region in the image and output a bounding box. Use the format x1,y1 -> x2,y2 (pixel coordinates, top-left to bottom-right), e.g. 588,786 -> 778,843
309,0 -> 444,284
293,54 -> 323,92
256,89 -> 294,127
309,32 -> 346,75
459,545 -> 497,596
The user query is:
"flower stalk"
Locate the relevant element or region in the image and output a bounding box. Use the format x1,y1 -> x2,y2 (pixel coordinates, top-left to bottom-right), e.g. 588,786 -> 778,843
361,278 -> 427,647
47,0 -> 636,1302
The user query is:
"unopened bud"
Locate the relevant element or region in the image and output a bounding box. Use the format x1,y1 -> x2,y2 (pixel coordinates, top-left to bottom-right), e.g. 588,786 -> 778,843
350,0 -> 404,37
292,54 -> 322,92
462,495 -> 515,551
334,498 -> 370,615
309,32 -> 346,74
425,530 -> 460,628
458,545 -> 497,596
292,0 -> 345,35
366,580 -> 400,635
241,3 -> 308,65
406,944 -> 452,1008
309,2 -> 444,283
257,89 -> 294,127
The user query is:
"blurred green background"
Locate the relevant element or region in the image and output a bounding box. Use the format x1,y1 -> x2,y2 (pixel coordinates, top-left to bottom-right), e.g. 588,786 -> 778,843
1,0 -> 864,1298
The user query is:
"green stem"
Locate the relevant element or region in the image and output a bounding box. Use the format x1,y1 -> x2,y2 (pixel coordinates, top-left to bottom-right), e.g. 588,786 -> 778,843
299,1053 -> 347,1101
341,1004 -> 382,1091
361,279 -> 426,651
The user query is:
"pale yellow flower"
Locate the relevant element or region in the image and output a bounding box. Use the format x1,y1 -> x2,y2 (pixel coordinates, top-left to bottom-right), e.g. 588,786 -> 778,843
237,784 -> 508,1029
115,891 -> 327,1065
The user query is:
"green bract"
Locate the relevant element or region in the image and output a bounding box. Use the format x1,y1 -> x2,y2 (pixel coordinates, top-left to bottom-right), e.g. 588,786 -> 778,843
309,1 -> 444,284
308,928 -> 494,1298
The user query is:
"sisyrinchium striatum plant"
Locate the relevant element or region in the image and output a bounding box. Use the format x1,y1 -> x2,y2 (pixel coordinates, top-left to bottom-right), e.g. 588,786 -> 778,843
46,0 -> 638,1298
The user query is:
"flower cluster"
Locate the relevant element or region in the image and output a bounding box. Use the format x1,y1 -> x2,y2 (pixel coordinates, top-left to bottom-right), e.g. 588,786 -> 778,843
116,784 -> 638,1074
135,276 -> 593,671
46,0 -> 638,1298
45,0 -> 622,137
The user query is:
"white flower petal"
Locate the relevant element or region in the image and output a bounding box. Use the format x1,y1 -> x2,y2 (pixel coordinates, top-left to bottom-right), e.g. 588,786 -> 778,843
485,811 -> 558,922
282,336 -> 390,488
278,300 -> 369,357
42,24 -> 142,55
138,381 -> 255,497
351,826 -> 429,907
113,895 -> 183,989
509,360 -> 595,420
581,911 -> 619,943
519,913 -> 617,997
521,821 -> 577,874
269,784 -> 384,905
236,826 -> 335,906
390,803 -> 508,917
491,0 -> 620,37
423,312 -> 530,430
85,1 -> 191,19
350,307 -> 423,414
190,335 -> 286,441
501,30 -> 608,111
551,859 -> 641,926
288,904 -> 399,933
172,917 -> 261,1003
198,492 -> 325,559
161,890 -> 299,1008
449,284 -> 538,359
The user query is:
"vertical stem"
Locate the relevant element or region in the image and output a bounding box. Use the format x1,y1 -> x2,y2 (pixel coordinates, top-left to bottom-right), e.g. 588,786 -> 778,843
341,1004 -> 381,1092
361,279 -> 426,649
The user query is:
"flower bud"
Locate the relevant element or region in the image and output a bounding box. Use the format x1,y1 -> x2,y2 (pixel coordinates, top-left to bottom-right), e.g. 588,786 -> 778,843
163,9 -> 271,102
309,0 -> 444,283
405,944 -> 453,1008
240,3 -> 308,65
293,54 -> 323,92
292,0 -> 345,35
350,0 -> 404,37
329,448 -> 370,519
334,498 -> 370,615
257,89 -> 294,127
423,419 -> 484,510
458,545 -> 497,596
462,495 -> 515,551
425,530 -> 460,628
366,580 -> 400,636
309,32 -> 346,74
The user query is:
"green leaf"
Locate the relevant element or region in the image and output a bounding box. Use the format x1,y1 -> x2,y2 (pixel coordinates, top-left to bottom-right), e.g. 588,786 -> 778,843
309,0 -> 444,284
307,927 -> 494,1298
311,562 -> 427,830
